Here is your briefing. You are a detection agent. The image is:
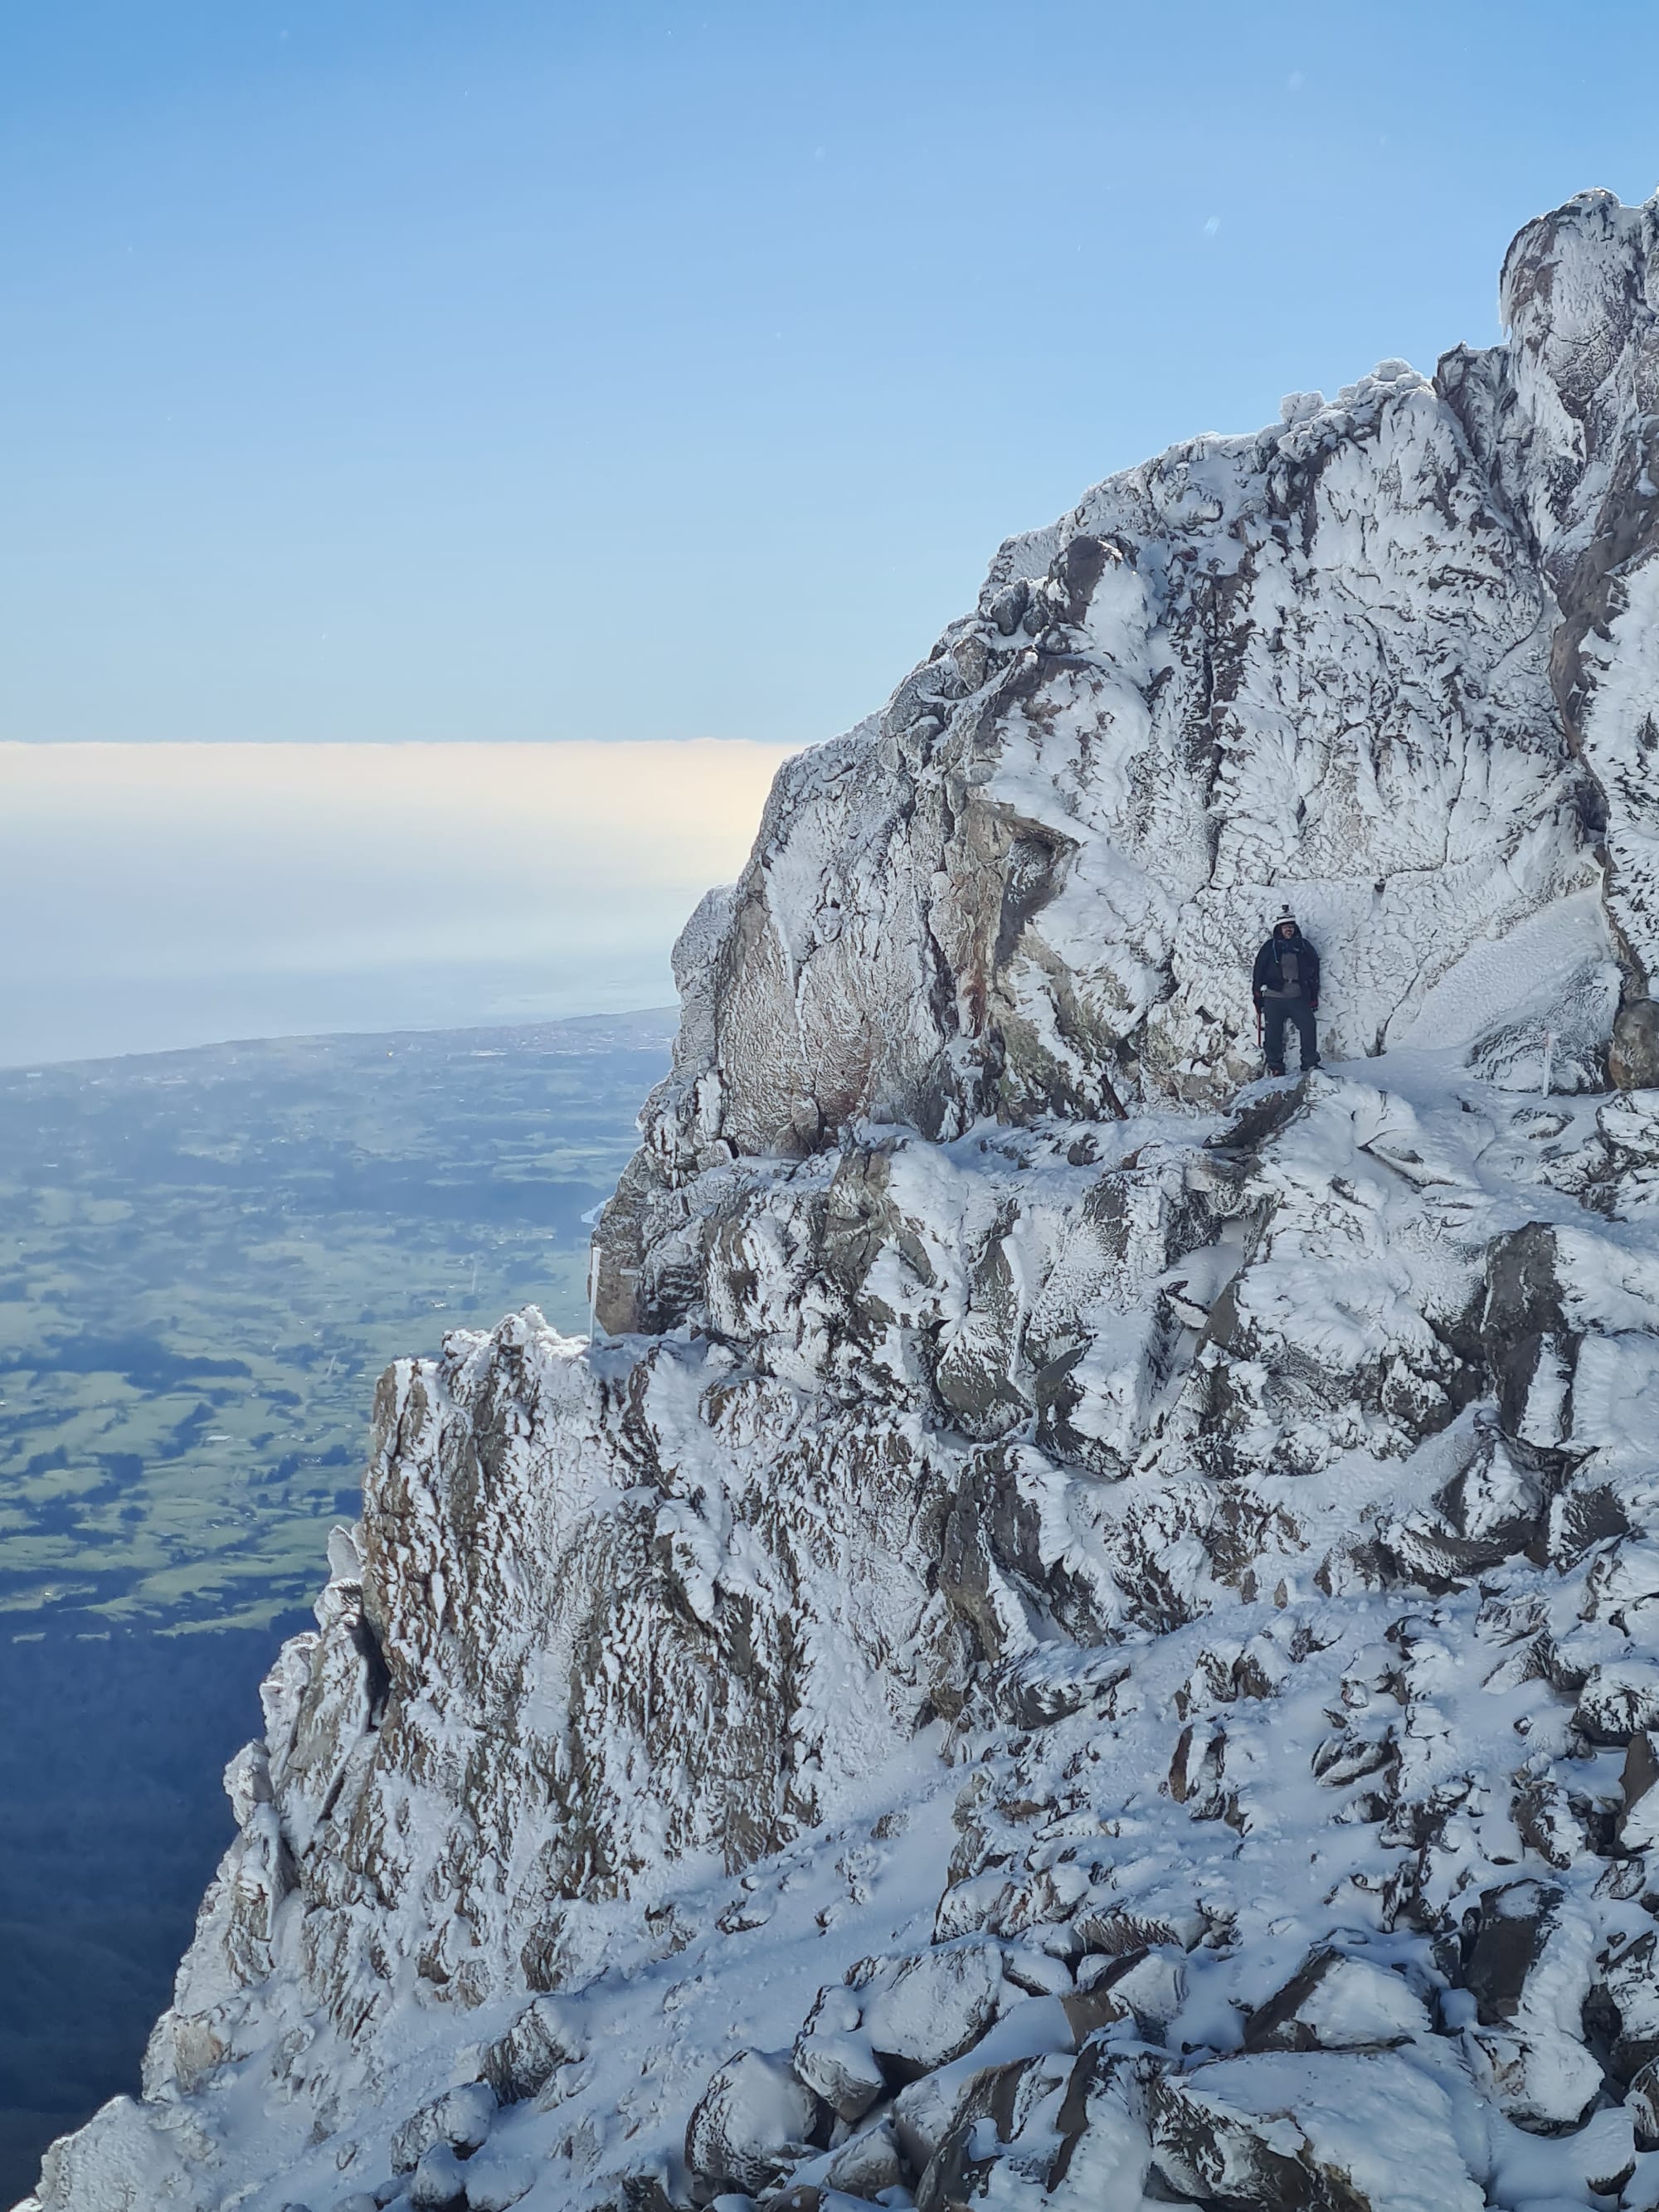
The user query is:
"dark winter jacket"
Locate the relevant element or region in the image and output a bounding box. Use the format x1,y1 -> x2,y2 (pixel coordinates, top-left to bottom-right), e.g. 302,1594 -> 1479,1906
1253,930 -> 1321,1008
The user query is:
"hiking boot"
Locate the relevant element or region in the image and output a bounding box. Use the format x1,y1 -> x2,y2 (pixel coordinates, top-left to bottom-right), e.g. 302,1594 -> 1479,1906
1266,1064 -> 1286,1077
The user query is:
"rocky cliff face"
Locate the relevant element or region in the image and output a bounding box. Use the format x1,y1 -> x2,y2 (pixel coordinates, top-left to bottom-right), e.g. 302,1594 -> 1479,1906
27,189 -> 1659,2212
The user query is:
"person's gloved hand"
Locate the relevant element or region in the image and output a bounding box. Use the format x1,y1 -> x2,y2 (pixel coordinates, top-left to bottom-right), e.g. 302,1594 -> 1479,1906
1310,998 -> 1319,1011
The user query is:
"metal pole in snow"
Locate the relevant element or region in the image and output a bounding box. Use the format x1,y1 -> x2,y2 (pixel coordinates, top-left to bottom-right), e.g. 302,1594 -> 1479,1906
588,1239 -> 602,1349
1542,1031 -> 1554,1097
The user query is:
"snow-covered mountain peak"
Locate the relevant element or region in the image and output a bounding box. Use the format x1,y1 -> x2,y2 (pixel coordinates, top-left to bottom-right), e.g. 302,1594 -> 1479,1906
596,189 -> 1659,1335
27,188 -> 1659,2212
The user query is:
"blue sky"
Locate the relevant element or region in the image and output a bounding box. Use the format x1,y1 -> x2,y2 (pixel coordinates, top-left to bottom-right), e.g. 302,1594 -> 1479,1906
3,0 -> 1657,748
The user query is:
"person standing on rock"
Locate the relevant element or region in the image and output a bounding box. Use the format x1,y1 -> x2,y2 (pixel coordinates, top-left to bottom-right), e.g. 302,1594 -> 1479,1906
1253,906 -> 1321,1077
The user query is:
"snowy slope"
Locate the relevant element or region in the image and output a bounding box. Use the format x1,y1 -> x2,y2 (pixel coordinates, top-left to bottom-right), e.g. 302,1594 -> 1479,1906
24,189 -> 1659,2212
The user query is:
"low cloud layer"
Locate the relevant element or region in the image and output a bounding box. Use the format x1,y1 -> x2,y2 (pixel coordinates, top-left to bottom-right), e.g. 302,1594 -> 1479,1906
0,741 -> 794,1065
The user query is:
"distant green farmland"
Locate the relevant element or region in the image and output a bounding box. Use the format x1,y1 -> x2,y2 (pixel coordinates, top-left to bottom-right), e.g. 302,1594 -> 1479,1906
0,1009 -> 672,1631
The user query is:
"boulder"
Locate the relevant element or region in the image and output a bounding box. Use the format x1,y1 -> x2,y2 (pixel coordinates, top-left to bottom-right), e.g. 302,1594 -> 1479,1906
409,2142 -> 469,2211
791,2029 -> 883,2127
391,2083 -> 496,2174
823,2117 -> 907,2199
1046,2043 -> 1160,2195
1589,1928 -> 1659,2082
1243,1948 -> 1428,2054
472,1996 -> 586,2103
914,2056 -> 1060,2212
1574,1660 -> 1659,1743
1621,1731 -> 1659,1850
459,2152 -> 539,2211
1627,2055 -> 1659,2150
859,1944 -> 1003,2079
1073,1902 -> 1206,1957
1149,2052 -> 1484,2212
685,2050 -> 821,2195
1512,1777 -> 1583,1869
1067,1949 -> 1186,2045
1609,999 -> 1659,1089
1000,1944 -> 1074,1997
793,1986 -> 885,2123
1463,1880 -> 1557,2024
892,2070 -> 970,2176
438,2084 -> 495,2156
1462,1883 -> 1603,2127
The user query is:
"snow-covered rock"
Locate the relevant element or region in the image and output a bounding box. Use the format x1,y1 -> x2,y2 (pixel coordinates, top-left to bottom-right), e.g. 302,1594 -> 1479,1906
857,1944 -> 1004,2077
27,187 -> 1659,2212
684,2049 -> 820,2195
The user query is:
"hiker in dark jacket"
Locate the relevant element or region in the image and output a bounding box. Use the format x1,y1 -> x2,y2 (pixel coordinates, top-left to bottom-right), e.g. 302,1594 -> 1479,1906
1252,907 -> 1321,1077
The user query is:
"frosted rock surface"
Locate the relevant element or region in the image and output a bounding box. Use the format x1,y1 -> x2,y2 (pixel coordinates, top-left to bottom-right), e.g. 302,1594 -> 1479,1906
594,189 -> 1659,1326
26,189 -> 1659,2212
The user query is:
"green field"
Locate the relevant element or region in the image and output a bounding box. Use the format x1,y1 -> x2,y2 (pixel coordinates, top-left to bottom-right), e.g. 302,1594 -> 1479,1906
0,1010 -> 672,1631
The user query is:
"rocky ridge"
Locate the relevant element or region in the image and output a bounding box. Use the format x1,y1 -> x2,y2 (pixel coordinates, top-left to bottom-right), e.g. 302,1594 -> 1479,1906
25,189 -> 1659,2212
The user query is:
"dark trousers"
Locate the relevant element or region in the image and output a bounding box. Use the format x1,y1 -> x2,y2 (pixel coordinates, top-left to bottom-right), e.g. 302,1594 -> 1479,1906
1262,995 -> 1318,1072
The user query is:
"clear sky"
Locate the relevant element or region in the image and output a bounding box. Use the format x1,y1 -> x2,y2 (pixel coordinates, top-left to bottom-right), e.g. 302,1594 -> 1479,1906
3,0 -> 1657,750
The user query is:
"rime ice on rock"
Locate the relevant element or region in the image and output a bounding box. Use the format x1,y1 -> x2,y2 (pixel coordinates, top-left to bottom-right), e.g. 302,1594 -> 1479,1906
25,190 -> 1659,2212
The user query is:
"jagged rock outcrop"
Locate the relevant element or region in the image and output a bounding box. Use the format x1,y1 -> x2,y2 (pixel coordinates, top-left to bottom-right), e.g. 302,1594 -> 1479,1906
596,190 -> 1659,1343
26,189 -> 1659,2212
